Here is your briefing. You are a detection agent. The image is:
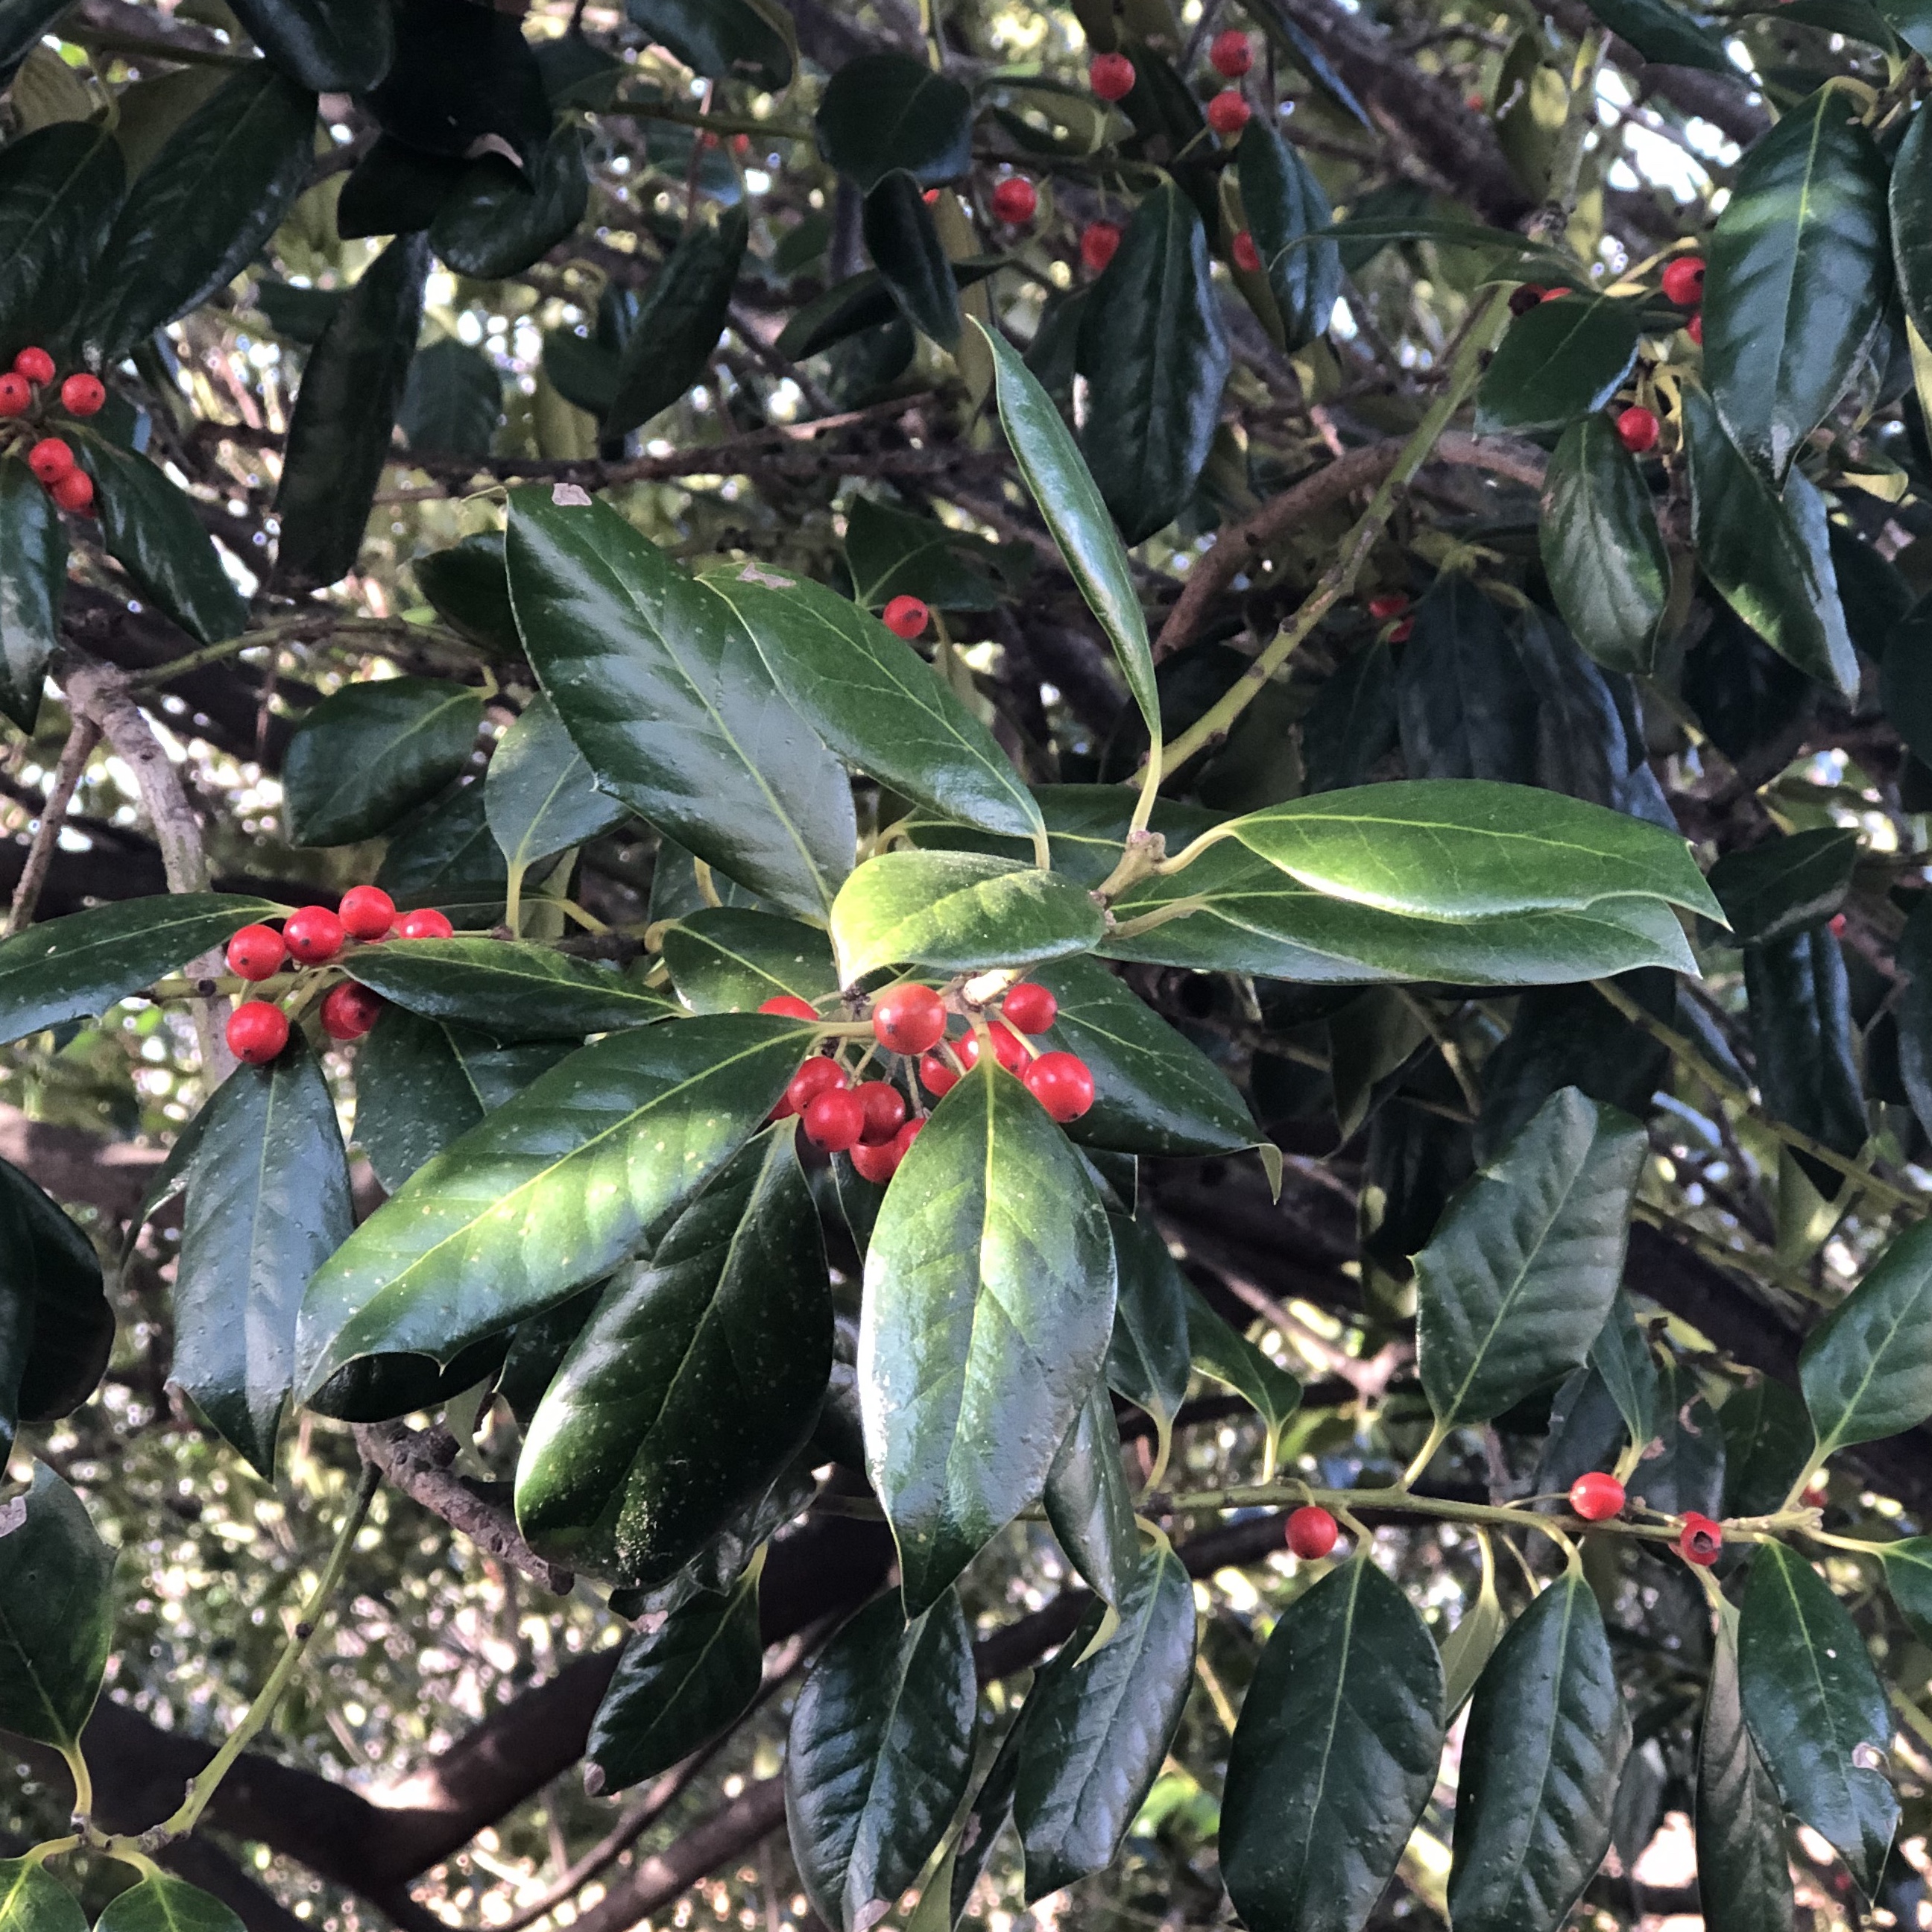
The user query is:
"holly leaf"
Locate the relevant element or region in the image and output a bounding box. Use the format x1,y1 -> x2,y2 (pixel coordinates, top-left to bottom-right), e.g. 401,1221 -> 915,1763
815,52 -> 972,192
0,1158 -> 111,1459
604,208 -> 747,438
1699,1603 -> 1796,1932
0,1860 -> 87,1932
1475,294 -> 1644,434
93,1878 -> 243,1932
226,0 -> 394,92
661,909 -> 838,1015
0,1463 -> 113,1752
1105,1213 -> 1192,1469
0,454 -> 62,732
1239,119 -> 1339,350
1041,1383 -> 1139,1609
1708,827 -> 1860,947
484,693 -> 630,873
345,937 -> 674,1040
1539,414 -> 1670,676
282,677 -> 482,847
1799,1217 -> 1932,1457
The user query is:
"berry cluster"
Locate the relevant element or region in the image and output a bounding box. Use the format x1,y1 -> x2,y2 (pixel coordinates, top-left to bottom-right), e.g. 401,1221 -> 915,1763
1,346 -> 104,515
223,885 -> 454,1064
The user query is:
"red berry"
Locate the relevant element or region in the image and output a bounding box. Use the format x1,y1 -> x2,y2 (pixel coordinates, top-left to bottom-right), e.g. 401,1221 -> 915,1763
1206,89 -> 1251,136
1544,285 -> 1574,302
0,373 -> 28,416
1661,255 -> 1705,306
891,1117 -> 924,1158
850,1135 -> 900,1184
1687,311 -> 1703,345
1023,1049 -> 1094,1121
1001,982 -> 1057,1034
50,469 -> 92,514
872,983 -> 947,1055
919,1051 -> 961,1097
1466,92 -> 1486,110
321,980 -> 385,1042
1679,1512 -> 1723,1565
1209,27 -> 1253,75
802,1085 -> 867,1152
1829,912 -> 1848,938
1081,221 -> 1123,274
785,1057 -> 847,1118
1089,51 -> 1136,101
26,438 -> 74,484
60,373 -> 104,417
881,594 -> 929,640
1367,591 -> 1409,620
991,177 -> 1038,224
1508,283 -> 1546,317
283,904 -> 346,964
855,1079 -> 908,1144
1615,405 -> 1659,455
395,907 -> 455,941
13,347 -> 53,386
337,884 -> 397,941
227,1000 -> 289,1064
226,924 -> 287,982
960,1022 -> 1029,1076
1389,618 -> 1415,644
1286,1505 -> 1339,1560
760,994 -> 818,1021
1231,229 -> 1262,274
1568,1471 -> 1626,1521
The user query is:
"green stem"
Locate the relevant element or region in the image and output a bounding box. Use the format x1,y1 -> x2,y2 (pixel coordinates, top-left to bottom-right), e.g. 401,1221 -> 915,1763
59,1744 -> 92,1820
606,98 -> 815,142
1400,1418 -> 1452,1492
23,1836 -> 79,1867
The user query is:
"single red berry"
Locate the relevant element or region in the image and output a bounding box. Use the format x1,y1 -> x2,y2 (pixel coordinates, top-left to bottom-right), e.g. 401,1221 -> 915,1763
731,131 -> 752,155
26,438 -> 74,484
1001,982 -> 1058,1035
872,983 -> 947,1055
803,1085 -> 868,1152
881,594 -> 929,640
1568,1471 -> 1626,1521
1466,92 -> 1486,110
59,373 -> 104,417
1231,229 -> 1262,274
227,1000 -> 289,1064
283,904 -> 346,964
891,1117 -> 924,1159
1089,51 -> 1136,101
919,1051 -> 961,1097
50,468 -> 92,514
0,373 -> 28,416
226,924 -> 286,982
338,883 -> 397,941
1615,405 -> 1659,455
1206,89 -> 1251,136
785,1057 -> 847,1118
1024,1049 -> 1094,1121
1544,285 -> 1573,302
1389,618 -> 1415,644
849,1135 -> 901,1184
991,176 -> 1038,224
395,907 -> 455,941
760,994 -> 819,1021
1679,1512 -> 1723,1565
855,1079 -> 908,1144
1661,255 -> 1705,306
1286,1505 -> 1339,1560
1508,283 -> 1546,316
321,980 -> 385,1042
12,347 -> 54,386
960,1021 -> 1029,1076
1828,912 -> 1848,938
1367,591 -> 1409,621
1686,311 -> 1703,345
1209,27 -> 1253,75
1081,221 -> 1123,274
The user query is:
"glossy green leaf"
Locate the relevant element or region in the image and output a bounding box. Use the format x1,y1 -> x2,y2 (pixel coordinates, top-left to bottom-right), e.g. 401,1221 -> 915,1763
1439,1543 -> 1506,1718
786,1590 -> 977,1932
430,124 -> 589,280
843,497 -> 1006,613
274,232 -> 429,593
1476,294 -> 1641,435
0,454 -> 61,731
906,787 -> 1220,891
1626,1358 -> 1725,1518
1704,86 -> 1890,485
1105,1214 -> 1191,1463
1799,1217 -> 1932,1458
0,894 -> 284,1045
661,909 -> 837,1015
0,121 -> 124,367
703,564 -> 1041,844
1884,611 -> 1932,766
604,207 -> 747,437
398,338 -> 501,456
375,781 -> 508,923
84,62 -> 316,359
0,1860 -> 86,1932
1892,107 -> 1932,344
0,0 -> 69,78
295,1013 -> 812,1395
1744,925 -> 1866,1187
627,0 -> 793,90
1392,574 -> 1533,783
815,52 -> 972,192
1721,1375 -> 1814,1519
584,1564 -> 763,1793
0,1462 -> 113,1749
485,694 -> 628,872
1238,119 -> 1339,349
228,0 -> 393,91
175,1035 -> 353,1477
515,1127 -> 830,1580
1222,1556 -> 1445,1932
505,486 -> 855,918
1878,0 -> 1932,53
1708,827 -> 1859,947
1579,0 -> 1730,66
1014,1536 -> 1196,1898
1539,414 -> 1669,677
353,1008 -> 488,1190
75,432 -> 246,647
335,133 -> 464,240
1448,1566 -> 1629,1932
1739,1541 -> 1895,1897
859,1061 -> 1116,1612
862,171 -> 959,347
1042,1382 -> 1137,1609
347,936 -> 672,1040
830,850 -> 1103,986
415,531 -> 518,654
1185,1287 -> 1301,1448
0,1158 -> 111,1459
1699,1603 -> 1796,1932
92,1877 -> 242,1932
1075,179 -> 1230,545
1585,1287 -> 1657,1444
283,677 -> 482,847
1878,1537 -> 1932,1641
1684,385 -> 1858,701
1416,1087 -> 1646,1427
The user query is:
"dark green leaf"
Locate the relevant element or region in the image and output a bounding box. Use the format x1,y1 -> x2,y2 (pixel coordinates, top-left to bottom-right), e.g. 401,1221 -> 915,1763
950,1714 -> 1027,1923
375,780 -> 508,921
1415,1087 -> 1647,1426
295,1013 -> 813,1395
584,1565 -> 763,1793
0,1462 -> 112,1750
505,486 -> 855,917
227,0 -> 394,92
1709,829 -> 1860,947
604,208 -> 747,438
353,1008 -> 488,1189
1580,0 -> 1730,63
1626,1359 -> 1725,1518
1799,1216 -> 1932,1457
785,1591 -> 977,1932
1395,574 -> 1537,782
1448,1565 -> 1629,1932
661,909 -> 837,1015
0,894 -> 284,1046
1185,1287 -> 1301,1448
829,850 -> 1103,985
1878,0 -> 1932,53
0,121 -> 124,367
274,232 -> 429,593
1878,1537 -> 1932,1641
1242,0 -> 1371,125
541,321 -> 621,416
0,1859 -> 87,1932
415,531 -> 518,654
1042,1383 -> 1137,1608
307,1333 -> 509,1424
1475,294 -> 1643,435
1238,119 -> 1339,350
92,1878 -> 242,1932
0,0 -> 69,78
862,171 -> 959,347
1893,107 -> 1932,342
774,271 -> 903,362
1302,641 -> 1398,794
1588,1289 -> 1658,1451
1739,1541 -> 1895,1896
1222,1556 -> 1445,1932
1721,1376 -> 1815,1521
842,497 -> 1005,612
336,134 -> 465,240
83,62 -> 316,359
1704,86 -> 1890,484
485,694 -> 628,872
648,836 -> 762,922
515,1126 -> 830,1580
860,1061 -> 1116,1612
1744,925 -> 1866,1188
625,0 -> 793,90
283,676 -> 482,847
430,124 -> 589,280
1883,611 -> 1932,770
0,455 -> 61,731
1699,1604 -> 1795,1932
0,1157 -> 110,1459
175,1035 -> 352,1477
815,52 -> 972,192
365,0 -> 547,162
398,338 -> 502,456
1076,179 -> 1230,544
1104,1213 -> 1191,1459
347,936 -> 672,1041
1539,414 -> 1670,676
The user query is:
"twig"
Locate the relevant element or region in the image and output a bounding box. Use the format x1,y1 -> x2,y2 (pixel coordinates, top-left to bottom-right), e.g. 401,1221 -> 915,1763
7,716 -> 101,937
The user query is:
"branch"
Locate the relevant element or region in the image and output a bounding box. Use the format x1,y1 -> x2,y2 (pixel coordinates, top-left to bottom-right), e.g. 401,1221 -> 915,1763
7,716 -> 101,938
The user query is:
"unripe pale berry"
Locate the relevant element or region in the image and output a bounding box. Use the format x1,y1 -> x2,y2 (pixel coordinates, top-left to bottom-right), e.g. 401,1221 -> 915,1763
51,469 -> 92,514
785,1057 -> 847,1118
27,438 -> 74,484
338,884 -> 396,941
873,983 -> 947,1055
855,1079 -> 908,1143
1209,28 -> 1253,75
1231,230 -> 1262,274
1081,221 -> 1123,274
803,1085 -> 867,1152
1024,1049 -> 1094,1121
882,594 -> 929,640
760,994 -> 818,1021
227,1000 -> 289,1064
1001,982 -> 1057,1034
0,373 -> 28,416
960,1022 -> 1029,1076
396,907 -> 455,940
227,924 -> 287,981
991,177 -> 1038,224
919,1051 -> 961,1096
1286,1505 -> 1339,1559
1367,591 -> 1409,620
1661,255 -> 1705,306
1615,405 -> 1659,455
13,347 -> 54,385
1206,89 -> 1251,136
1089,51 -> 1136,101
283,904 -> 346,964
1679,1512 -> 1723,1565
321,980 -> 385,1041
60,373 -> 104,417
1568,1471 -> 1625,1521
